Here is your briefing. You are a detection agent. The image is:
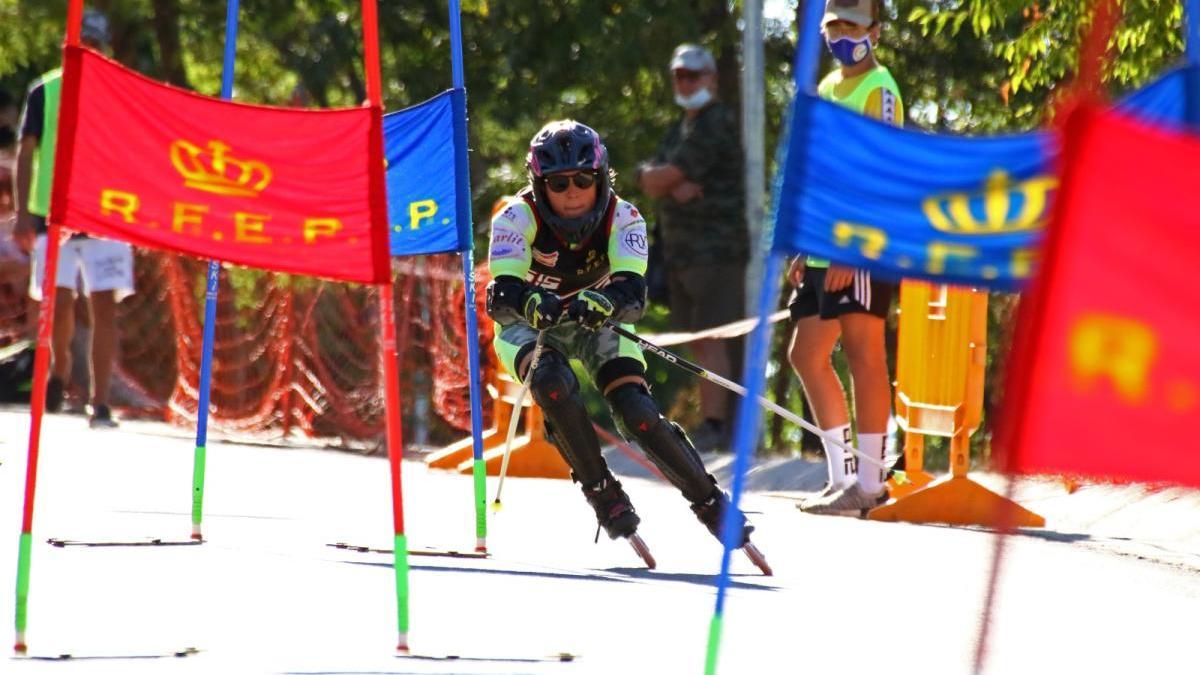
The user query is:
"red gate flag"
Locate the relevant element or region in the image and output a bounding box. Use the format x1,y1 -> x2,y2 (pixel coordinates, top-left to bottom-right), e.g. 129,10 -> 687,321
996,104 -> 1200,487
50,46 -> 391,284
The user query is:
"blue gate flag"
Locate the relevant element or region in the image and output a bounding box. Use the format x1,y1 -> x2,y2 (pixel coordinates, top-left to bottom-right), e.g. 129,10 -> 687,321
384,90 -> 467,256
1118,64 -> 1193,130
772,64 -> 1197,291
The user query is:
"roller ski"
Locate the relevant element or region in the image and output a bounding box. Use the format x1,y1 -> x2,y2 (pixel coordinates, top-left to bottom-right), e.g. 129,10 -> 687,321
692,488 -> 773,576
583,476 -> 656,570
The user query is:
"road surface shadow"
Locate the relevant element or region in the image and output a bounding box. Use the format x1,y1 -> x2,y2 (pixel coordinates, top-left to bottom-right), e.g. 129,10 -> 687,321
604,566 -> 778,590
337,559 -> 775,590
339,559 -> 635,584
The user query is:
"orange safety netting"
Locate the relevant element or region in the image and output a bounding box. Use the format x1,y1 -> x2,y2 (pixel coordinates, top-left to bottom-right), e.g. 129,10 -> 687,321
0,248 -> 494,444
0,272 -> 27,349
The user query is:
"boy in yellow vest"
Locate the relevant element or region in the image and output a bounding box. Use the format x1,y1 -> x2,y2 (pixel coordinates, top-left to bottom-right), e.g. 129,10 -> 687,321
791,0 -> 903,515
13,10 -> 133,428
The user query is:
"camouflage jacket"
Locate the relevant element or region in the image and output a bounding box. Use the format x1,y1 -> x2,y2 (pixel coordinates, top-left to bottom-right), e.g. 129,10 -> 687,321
653,101 -> 748,266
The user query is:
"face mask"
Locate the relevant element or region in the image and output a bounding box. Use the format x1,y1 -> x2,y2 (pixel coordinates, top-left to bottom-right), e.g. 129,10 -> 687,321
674,87 -> 712,110
826,34 -> 873,66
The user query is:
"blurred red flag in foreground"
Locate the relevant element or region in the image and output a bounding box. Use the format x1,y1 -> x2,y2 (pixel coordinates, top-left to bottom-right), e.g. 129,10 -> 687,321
996,105 -> 1200,487
50,46 -> 390,284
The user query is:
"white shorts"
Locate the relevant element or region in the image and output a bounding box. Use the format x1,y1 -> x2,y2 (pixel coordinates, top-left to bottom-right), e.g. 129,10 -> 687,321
31,234 -> 135,302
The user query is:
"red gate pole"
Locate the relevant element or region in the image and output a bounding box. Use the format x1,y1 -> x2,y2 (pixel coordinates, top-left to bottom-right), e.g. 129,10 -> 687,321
14,0 -> 84,653
360,0 -> 411,653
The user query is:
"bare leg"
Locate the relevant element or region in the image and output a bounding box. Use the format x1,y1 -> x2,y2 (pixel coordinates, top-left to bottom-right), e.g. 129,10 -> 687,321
51,287 -> 75,382
89,290 -> 118,408
837,313 -> 890,434
787,316 -> 848,428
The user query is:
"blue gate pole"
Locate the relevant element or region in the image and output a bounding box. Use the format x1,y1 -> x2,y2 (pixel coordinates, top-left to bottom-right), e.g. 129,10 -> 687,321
190,0 -> 240,541
703,0 -> 825,672
447,0 -> 488,552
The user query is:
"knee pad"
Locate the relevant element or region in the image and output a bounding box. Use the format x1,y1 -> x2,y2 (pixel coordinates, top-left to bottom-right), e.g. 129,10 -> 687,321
607,382 -> 661,438
528,351 -> 580,411
606,383 -> 713,502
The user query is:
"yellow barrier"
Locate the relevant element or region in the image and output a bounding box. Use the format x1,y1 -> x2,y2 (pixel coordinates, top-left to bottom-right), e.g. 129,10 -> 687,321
424,371 -> 571,479
868,281 -> 1043,527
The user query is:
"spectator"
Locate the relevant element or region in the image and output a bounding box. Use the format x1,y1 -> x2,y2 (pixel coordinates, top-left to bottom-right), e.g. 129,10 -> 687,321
791,0 -> 904,516
2,142 -> 28,277
13,9 -> 134,428
636,43 -> 747,453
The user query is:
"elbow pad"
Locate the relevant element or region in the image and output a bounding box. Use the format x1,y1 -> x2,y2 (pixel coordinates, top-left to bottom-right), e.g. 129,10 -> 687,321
486,275 -> 529,325
604,273 -> 648,324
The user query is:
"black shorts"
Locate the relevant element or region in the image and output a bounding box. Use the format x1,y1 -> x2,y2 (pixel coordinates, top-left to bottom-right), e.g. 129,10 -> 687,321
788,267 -> 894,321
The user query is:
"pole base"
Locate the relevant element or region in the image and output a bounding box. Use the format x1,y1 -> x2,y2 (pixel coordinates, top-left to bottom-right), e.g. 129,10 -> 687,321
868,476 -> 1045,528
886,469 -> 935,500
397,632 -> 410,653
474,538 -> 487,554
14,632 -> 26,654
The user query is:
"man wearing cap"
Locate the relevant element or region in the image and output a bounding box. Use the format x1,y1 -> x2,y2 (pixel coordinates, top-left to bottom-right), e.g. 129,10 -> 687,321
14,9 -> 134,428
790,0 -> 905,515
636,43 -> 747,453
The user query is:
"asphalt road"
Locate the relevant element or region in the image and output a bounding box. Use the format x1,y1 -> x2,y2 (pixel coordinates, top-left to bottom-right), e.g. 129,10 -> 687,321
2,410 -> 1197,674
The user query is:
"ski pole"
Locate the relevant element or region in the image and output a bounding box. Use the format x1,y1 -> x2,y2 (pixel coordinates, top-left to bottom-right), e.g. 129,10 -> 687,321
492,330 -> 547,511
604,320 -> 901,480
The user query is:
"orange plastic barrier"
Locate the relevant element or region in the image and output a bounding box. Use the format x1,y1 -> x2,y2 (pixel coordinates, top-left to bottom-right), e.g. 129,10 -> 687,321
425,370 -> 570,479
869,282 -> 1043,527
424,376 -> 513,470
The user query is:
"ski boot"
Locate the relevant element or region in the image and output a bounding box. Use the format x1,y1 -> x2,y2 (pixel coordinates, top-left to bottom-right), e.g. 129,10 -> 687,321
691,488 -> 772,575
581,475 -> 655,569
691,488 -> 753,546
582,476 -> 640,540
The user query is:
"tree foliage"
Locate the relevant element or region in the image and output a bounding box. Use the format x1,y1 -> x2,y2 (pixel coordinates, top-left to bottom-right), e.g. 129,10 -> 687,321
907,0 -> 1186,129
2,1 -> 796,217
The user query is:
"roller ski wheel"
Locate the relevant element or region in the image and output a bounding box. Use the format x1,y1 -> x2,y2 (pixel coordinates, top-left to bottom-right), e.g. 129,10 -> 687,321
741,541 -> 772,576
627,533 -> 657,570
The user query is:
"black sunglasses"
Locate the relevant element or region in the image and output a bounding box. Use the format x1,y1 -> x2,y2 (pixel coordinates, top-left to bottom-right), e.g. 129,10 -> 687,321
544,172 -> 597,193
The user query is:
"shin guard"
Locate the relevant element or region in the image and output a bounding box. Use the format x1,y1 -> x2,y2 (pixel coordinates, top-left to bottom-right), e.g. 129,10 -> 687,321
606,383 -> 714,503
528,351 -> 607,485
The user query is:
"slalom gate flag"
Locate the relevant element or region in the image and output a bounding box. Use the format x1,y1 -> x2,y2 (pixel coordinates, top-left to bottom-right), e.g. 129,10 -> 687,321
384,90 -> 466,256
50,46 -> 391,284
772,64 -> 1197,291
996,105 -> 1200,487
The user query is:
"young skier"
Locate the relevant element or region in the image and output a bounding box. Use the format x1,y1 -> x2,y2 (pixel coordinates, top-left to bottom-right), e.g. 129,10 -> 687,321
485,120 -> 766,569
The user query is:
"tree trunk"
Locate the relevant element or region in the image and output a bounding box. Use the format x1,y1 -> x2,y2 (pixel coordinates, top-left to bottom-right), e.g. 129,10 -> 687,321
151,0 -> 190,88
697,0 -> 741,120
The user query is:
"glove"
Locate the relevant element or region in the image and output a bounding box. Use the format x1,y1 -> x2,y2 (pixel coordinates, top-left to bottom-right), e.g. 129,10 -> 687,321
567,289 -> 615,331
522,289 -> 563,330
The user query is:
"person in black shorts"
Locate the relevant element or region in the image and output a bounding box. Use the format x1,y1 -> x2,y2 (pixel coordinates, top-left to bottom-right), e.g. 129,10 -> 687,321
788,0 -> 903,516
787,259 -> 896,515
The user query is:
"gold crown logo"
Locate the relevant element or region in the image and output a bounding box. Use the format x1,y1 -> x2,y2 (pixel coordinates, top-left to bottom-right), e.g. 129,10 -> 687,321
170,140 -> 272,198
922,170 -> 1057,235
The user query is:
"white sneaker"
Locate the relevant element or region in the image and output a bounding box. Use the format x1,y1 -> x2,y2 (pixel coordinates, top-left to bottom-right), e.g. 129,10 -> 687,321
797,484 -> 887,517
794,481 -> 843,510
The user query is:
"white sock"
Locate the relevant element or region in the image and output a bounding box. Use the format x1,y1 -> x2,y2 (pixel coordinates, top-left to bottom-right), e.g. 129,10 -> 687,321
856,433 -> 887,495
821,424 -> 855,490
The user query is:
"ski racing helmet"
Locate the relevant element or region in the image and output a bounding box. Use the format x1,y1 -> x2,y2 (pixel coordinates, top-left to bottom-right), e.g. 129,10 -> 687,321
525,120 -> 612,248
